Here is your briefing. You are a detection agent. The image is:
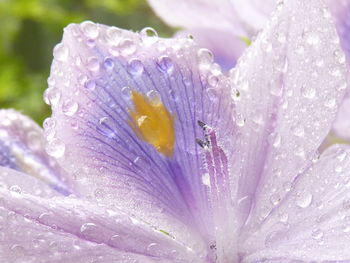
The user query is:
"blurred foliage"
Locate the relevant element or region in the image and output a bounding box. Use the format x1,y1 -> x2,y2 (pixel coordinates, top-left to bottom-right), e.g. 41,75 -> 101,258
0,0 -> 173,124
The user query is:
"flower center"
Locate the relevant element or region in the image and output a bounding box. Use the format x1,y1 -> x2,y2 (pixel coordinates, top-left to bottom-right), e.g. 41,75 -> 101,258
129,90 -> 175,157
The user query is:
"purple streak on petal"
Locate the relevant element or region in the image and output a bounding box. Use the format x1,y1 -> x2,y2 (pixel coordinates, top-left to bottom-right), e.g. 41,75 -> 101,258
328,0 -> 350,60
0,140 -> 17,170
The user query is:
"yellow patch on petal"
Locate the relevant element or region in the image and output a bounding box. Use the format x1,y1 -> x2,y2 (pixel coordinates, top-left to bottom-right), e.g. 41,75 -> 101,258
129,90 -> 175,157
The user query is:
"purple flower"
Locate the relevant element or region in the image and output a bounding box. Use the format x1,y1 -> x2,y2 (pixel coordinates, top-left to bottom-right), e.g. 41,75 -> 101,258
0,0 -> 349,262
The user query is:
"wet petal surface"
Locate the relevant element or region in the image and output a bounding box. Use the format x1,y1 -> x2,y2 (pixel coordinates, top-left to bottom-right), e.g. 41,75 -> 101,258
230,0 -> 347,231
241,145 -> 350,262
46,22 -> 236,257
0,167 -> 200,263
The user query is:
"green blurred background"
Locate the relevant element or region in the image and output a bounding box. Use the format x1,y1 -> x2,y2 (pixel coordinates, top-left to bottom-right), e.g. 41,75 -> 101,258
0,0 -> 173,124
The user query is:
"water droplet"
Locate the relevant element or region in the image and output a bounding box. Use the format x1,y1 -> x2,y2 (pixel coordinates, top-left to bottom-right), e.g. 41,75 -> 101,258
304,31 -> 320,46
197,48 -> 213,70
10,185 -> 21,193
103,57 -> 114,70
301,85 -> 316,99
121,86 -> 131,99
157,56 -> 174,74
87,57 -> 100,72
53,43 -> 69,62
62,100 -> 79,116
208,75 -> 219,87
236,114 -> 245,127
311,228 -> 324,240
270,193 -> 281,206
334,49 -> 346,64
109,234 -> 121,246
201,173 -> 210,187
44,87 -> 61,107
296,191 -> 312,208
291,123 -> 305,137
147,90 -> 160,102
147,243 -> 159,253
85,79 -> 96,91
324,98 -> 336,108
106,27 -> 122,44
127,59 -> 144,76
46,138 -> 66,158
119,39 -> 136,56
141,27 -> 158,37
141,27 -> 158,45
273,134 -> 281,148
81,21 -> 99,39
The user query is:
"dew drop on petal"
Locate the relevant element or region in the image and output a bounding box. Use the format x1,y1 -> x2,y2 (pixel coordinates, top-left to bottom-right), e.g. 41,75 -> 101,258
44,87 -> 61,107
197,48 -> 213,70
301,85 -> 316,99
127,59 -> 144,76
157,56 -> 174,74
46,138 -> 66,158
103,57 -> 114,70
85,80 -> 96,91
119,39 -> 136,56
106,27 -> 122,44
53,43 -> 69,62
81,21 -> 99,39
296,191 -> 313,208
87,57 -> 100,72
9,185 -> 21,193
62,100 -> 79,116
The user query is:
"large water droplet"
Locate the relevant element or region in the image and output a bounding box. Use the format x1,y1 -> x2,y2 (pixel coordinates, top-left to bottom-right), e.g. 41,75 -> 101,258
87,57 -> 100,72
103,57 -> 114,70
53,43 -> 69,62
62,100 -> 79,116
81,21 -> 99,39
44,87 -> 61,107
296,191 -> 313,208
106,27 -> 122,44
127,59 -> 144,76
119,39 -> 136,56
301,85 -> 316,99
85,79 -> 96,91
46,138 -> 66,158
197,48 -> 213,70
157,56 -> 174,74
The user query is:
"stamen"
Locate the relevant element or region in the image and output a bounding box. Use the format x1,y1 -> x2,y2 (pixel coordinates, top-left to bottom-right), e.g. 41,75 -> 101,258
129,90 -> 175,157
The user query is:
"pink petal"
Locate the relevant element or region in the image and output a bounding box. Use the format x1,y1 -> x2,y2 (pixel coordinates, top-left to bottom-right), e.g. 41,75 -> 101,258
230,0 -> 347,230
240,145 -> 350,262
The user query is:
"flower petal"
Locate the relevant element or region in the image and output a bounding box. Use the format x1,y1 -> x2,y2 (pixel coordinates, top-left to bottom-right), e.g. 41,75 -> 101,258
230,0 -> 348,229
0,109 -> 72,195
240,145 -> 350,262
147,0 -> 245,35
0,167 -> 202,262
46,22 -> 236,255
